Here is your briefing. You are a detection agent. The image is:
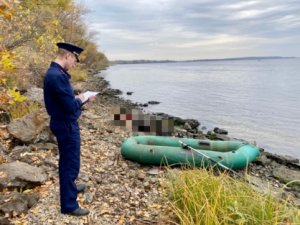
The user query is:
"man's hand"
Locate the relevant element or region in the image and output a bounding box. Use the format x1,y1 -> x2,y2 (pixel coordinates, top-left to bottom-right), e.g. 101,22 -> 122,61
76,93 -> 85,102
88,95 -> 96,102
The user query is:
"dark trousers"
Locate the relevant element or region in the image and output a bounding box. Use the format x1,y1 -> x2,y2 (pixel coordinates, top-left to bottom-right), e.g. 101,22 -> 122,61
50,119 -> 80,213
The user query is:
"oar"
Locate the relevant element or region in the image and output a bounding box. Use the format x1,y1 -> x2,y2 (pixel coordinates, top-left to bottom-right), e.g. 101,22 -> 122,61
179,140 -> 238,175
179,140 -> 259,186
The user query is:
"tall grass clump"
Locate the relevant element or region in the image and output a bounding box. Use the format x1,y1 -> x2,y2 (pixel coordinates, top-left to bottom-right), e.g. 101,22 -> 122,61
166,168 -> 300,225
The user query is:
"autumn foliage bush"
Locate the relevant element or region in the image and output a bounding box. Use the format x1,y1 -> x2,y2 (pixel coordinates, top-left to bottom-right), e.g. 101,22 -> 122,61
0,0 -> 109,119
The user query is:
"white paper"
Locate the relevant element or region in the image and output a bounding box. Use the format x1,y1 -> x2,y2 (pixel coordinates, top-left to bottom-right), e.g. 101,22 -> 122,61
82,91 -> 99,103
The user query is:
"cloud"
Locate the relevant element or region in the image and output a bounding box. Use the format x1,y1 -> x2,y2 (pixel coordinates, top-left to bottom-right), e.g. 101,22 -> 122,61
76,0 -> 300,60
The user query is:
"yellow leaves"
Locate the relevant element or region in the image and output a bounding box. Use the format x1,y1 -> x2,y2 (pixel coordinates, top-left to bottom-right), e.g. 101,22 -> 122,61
117,215 -> 125,225
0,78 -> 7,84
149,203 -> 162,209
0,155 -> 6,164
9,101 -> 39,119
0,50 -> 16,72
7,86 -> 27,103
0,1 -> 17,20
51,19 -> 59,26
0,89 -> 11,104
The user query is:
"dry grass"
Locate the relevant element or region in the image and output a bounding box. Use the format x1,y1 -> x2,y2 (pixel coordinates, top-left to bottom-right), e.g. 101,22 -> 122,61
166,168 -> 300,225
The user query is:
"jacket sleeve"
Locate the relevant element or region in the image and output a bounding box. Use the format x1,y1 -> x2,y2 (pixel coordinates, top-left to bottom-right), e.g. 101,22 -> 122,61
52,74 -> 82,113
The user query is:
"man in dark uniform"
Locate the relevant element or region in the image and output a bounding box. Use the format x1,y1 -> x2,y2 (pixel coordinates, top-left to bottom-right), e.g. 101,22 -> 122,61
43,42 -> 94,216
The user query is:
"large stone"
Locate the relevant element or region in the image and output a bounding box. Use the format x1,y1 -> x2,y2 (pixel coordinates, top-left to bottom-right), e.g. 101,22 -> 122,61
183,122 -> 192,130
184,119 -> 200,130
213,127 -> 228,135
253,154 -> 272,166
0,161 -> 47,191
265,152 -> 299,165
0,192 -> 39,216
25,87 -> 44,106
9,146 -> 38,165
0,217 -> 11,225
272,166 -> 300,190
7,108 -> 51,144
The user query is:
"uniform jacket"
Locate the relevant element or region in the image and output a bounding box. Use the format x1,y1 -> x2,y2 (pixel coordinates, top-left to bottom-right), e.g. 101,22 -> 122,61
44,62 -> 82,121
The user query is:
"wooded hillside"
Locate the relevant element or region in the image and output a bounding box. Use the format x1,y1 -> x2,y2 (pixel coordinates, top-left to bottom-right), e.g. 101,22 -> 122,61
0,0 -> 109,119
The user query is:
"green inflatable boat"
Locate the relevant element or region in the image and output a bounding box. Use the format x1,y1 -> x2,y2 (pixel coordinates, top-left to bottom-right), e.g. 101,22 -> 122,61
121,136 -> 260,170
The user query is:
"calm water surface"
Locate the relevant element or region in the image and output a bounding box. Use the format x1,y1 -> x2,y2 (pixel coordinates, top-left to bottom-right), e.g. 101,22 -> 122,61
101,59 -> 300,159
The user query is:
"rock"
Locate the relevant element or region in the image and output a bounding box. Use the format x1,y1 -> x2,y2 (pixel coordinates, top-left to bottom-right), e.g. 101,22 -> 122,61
183,122 -> 192,131
11,145 -> 31,153
78,174 -> 89,182
82,111 -> 101,120
0,217 -> 12,225
0,161 -> 47,191
137,173 -> 145,181
265,152 -> 299,165
173,117 -> 186,126
30,143 -> 57,151
126,92 -> 133,95
7,108 -> 51,144
0,192 -> 39,216
0,110 -> 10,125
213,127 -> 228,135
191,133 -> 206,139
25,87 -> 44,106
206,132 -> 220,140
184,119 -> 200,130
253,154 -> 272,166
106,88 -> 122,96
43,156 -> 58,169
9,146 -> 32,163
272,166 -> 300,191
249,176 -> 281,195
148,101 -> 160,105
147,169 -> 160,175
143,181 -> 151,190
207,130 -> 213,135
174,127 -> 188,134
84,192 -> 94,203
149,178 -> 158,184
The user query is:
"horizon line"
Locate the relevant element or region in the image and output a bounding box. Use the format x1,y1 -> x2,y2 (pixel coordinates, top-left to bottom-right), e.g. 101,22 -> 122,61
110,56 -> 298,63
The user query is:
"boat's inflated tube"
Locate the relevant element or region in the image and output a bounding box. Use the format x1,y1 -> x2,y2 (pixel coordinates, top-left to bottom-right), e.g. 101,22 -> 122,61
121,136 -> 260,170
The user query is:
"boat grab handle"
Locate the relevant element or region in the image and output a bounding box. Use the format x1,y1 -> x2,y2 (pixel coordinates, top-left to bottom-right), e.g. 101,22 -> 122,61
198,141 -> 210,146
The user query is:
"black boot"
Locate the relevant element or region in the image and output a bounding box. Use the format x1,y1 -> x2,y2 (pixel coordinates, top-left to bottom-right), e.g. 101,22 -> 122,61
67,207 -> 89,216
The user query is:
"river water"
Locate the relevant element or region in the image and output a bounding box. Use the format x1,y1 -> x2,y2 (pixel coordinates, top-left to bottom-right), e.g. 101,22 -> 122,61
101,58 -> 300,159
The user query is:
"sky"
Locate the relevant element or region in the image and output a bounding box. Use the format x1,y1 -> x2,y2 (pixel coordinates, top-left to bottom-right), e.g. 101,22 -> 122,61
76,0 -> 300,61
